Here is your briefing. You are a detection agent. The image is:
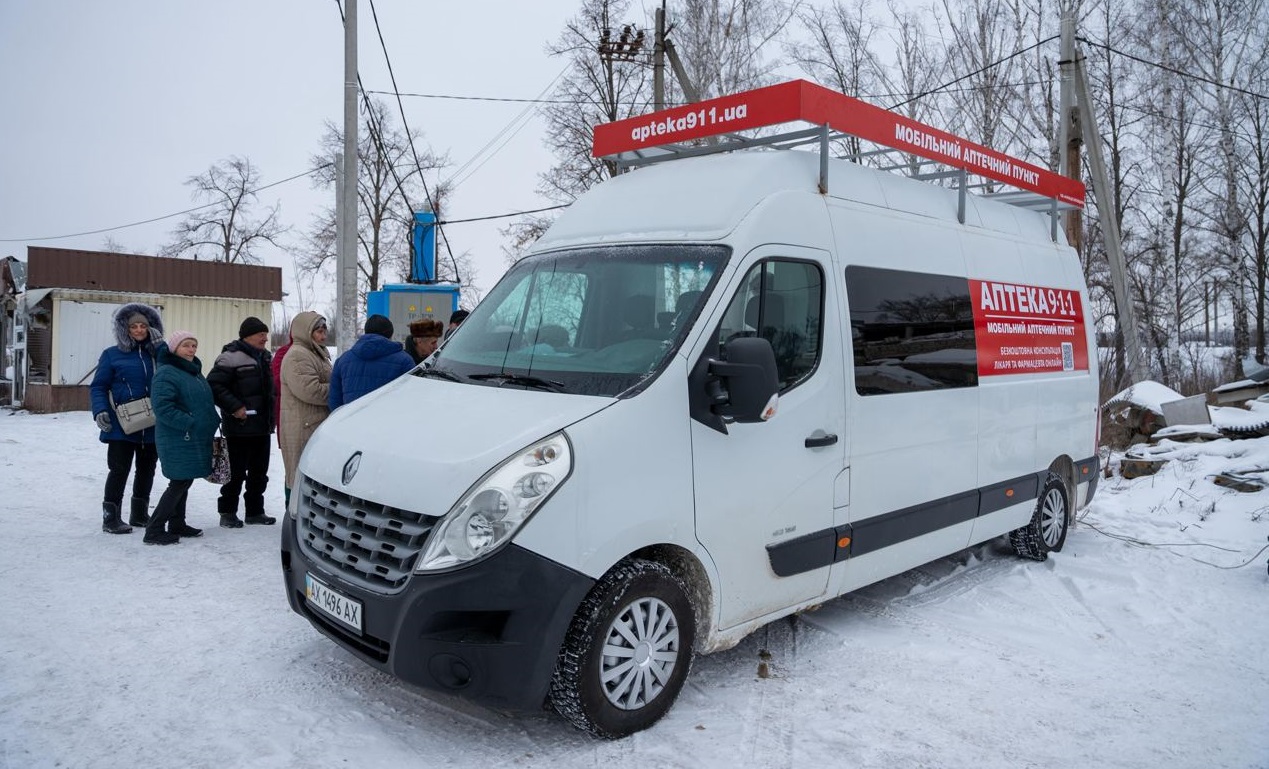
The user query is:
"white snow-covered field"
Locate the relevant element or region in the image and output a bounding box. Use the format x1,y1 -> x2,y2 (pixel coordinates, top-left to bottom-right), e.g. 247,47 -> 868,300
1,409 -> 1267,769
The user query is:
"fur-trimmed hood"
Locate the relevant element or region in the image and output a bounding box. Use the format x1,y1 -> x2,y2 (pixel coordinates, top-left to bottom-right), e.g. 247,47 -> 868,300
111,303 -> 164,352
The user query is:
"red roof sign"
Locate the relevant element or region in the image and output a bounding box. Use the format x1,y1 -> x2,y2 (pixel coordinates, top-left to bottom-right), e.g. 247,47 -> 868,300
592,80 -> 1085,208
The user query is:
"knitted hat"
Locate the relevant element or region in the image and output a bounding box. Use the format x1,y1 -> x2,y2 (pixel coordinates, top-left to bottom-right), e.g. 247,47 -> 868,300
408,319 -> 443,338
238,316 -> 269,339
166,330 -> 197,351
126,312 -> 149,327
364,314 -> 394,339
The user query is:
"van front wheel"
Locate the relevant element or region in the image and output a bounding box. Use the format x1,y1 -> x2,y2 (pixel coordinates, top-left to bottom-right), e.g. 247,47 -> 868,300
1010,472 -> 1069,561
548,559 -> 695,738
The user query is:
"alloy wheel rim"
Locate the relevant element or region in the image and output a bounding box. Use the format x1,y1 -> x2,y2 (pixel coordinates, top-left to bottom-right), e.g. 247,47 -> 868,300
1040,488 -> 1067,547
600,596 -> 680,710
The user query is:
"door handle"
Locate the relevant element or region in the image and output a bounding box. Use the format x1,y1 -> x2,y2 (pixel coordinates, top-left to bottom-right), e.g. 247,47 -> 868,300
804,433 -> 838,448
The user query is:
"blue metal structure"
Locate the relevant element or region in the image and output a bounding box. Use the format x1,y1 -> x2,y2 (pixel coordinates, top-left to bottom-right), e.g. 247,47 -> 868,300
365,210 -> 461,340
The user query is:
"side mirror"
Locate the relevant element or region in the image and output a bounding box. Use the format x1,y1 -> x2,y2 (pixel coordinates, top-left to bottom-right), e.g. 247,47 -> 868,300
707,337 -> 779,423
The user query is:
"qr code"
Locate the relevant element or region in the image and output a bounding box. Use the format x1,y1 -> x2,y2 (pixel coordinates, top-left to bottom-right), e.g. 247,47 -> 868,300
1061,342 -> 1074,371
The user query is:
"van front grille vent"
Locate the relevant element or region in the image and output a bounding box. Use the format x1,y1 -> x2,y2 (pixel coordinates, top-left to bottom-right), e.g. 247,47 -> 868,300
295,477 -> 438,593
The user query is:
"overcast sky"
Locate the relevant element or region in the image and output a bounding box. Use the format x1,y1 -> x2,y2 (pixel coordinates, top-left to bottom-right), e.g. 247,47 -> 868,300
0,0 -> 600,314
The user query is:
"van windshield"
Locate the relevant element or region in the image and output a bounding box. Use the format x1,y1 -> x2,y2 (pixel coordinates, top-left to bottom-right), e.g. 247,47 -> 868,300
423,244 -> 728,397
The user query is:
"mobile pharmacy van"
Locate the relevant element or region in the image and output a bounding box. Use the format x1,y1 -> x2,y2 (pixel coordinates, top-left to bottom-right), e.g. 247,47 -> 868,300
281,80 -> 1100,738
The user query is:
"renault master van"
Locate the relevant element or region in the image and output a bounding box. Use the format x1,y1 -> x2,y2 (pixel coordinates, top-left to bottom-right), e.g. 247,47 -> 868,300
281,81 -> 1100,738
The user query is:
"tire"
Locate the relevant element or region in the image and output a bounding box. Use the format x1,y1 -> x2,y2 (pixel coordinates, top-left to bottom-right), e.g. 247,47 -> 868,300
549,559 -> 695,739
1010,472 -> 1069,561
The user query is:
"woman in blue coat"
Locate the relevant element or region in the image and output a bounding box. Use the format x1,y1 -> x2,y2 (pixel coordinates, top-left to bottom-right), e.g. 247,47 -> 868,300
89,303 -> 163,534
145,330 -> 221,546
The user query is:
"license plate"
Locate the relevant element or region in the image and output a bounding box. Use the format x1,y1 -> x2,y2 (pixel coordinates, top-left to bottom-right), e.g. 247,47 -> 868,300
305,573 -> 363,634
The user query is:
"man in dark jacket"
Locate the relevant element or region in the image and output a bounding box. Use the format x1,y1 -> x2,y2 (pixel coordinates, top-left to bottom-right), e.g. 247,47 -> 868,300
330,315 -> 415,409
207,316 -> 276,527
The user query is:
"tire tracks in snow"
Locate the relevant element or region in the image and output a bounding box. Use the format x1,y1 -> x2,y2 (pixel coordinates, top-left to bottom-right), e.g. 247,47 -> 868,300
742,616 -> 801,769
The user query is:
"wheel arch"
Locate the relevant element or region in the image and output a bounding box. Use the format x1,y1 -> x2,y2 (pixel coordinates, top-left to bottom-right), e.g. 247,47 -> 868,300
627,543 -> 715,653
1046,455 -> 1076,525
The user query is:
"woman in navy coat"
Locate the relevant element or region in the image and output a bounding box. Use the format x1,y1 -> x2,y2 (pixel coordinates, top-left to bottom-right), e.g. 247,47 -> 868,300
89,303 -> 163,534
145,330 -> 221,546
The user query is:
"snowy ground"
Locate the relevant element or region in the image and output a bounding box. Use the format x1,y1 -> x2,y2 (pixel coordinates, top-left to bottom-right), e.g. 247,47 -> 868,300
1,409 -> 1267,769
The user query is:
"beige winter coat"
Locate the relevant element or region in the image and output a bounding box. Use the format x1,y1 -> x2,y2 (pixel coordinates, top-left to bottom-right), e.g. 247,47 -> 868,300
280,311 -> 332,488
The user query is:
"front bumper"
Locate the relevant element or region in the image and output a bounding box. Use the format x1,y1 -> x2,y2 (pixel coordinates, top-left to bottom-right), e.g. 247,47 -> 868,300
281,519 -> 594,711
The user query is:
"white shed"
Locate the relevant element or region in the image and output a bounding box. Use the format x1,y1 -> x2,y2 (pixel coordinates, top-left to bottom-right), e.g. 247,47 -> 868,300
14,247 -> 281,413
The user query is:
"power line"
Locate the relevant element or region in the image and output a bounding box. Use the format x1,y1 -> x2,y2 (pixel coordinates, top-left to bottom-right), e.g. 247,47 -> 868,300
1078,37 -> 1269,101
445,67 -> 569,191
368,79 -> 1054,107
0,165 -> 330,243
365,0 -> 461,284
365,89 -> 577,105
439,204 -> 570,226
885,35 -> 1059,112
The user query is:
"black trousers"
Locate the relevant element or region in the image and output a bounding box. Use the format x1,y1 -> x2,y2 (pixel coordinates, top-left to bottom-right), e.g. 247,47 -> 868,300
148,478 -> 193,536
103,441 -> 158,507
217,434 -> 271,517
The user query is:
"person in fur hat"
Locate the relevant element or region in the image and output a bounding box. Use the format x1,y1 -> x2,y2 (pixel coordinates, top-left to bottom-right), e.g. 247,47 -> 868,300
404,318 -> 444,365
88,303 -> 164,535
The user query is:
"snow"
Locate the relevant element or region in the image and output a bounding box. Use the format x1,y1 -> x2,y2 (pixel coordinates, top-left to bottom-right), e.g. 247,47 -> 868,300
1106,380 -> 1186,413
2,409 -> 1268,769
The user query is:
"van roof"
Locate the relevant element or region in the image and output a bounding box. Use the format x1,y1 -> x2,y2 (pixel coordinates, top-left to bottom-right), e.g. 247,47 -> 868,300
534,148 -> 1064,251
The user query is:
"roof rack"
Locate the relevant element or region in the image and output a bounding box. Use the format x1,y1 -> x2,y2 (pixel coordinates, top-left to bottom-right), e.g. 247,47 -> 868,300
592,80 -> 1085,241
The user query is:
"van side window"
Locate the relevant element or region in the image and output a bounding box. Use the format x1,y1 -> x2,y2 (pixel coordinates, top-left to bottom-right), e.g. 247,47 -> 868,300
717,260 -> 823,391
846,265 -> 978,395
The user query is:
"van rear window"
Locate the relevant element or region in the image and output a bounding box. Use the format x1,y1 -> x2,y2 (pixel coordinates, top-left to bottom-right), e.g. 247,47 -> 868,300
846,266 -> 978,395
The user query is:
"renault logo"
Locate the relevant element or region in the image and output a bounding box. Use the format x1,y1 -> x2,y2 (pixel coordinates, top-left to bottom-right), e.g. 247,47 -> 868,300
342,451 -> 362,486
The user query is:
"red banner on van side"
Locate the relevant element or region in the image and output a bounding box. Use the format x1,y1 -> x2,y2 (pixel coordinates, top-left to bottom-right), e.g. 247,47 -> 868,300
970,279 -> 1089,376
593,80 -> 1085,208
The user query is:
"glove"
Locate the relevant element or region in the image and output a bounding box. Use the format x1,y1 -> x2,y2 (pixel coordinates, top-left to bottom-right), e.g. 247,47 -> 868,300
95,412 -> 112,432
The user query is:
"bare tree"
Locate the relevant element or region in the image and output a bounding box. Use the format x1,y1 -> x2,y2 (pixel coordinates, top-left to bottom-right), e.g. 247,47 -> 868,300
101,236 -> 144,255
1166,0 -> 1264,374
935,0 -> 1030,162
503,0 -> 653,263
667,0 -> 799,103
1239,44 -> 1269,361
787,0 -> 886,159
299,99 -> 452,303
163,156 -> 286,264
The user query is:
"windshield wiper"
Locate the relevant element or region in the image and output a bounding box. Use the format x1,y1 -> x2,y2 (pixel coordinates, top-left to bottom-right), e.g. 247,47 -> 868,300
468,373 -> 567,392
414,366 -> 463,382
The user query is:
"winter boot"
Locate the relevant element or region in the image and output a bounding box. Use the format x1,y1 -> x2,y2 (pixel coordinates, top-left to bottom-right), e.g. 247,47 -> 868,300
169,495 -> 202,538
219,514 -> 243,528
244,513 -> 276,526
128,496 -> 151,527
170,522 -> 203,537
101,502 -> 133,535
145,498 -> 177,544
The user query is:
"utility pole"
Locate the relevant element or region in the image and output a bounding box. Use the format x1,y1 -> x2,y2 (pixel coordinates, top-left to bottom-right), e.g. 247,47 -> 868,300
336,0 -> 359,357
1057,4 -> 1082,253
653,2 -> 666,111
1073,45 -> 1150,384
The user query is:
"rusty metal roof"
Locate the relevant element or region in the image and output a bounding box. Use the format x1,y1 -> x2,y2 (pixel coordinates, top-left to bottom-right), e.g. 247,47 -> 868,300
26,247 -> 282,301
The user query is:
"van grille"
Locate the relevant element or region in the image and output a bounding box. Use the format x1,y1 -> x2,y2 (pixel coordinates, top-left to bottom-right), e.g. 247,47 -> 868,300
296,477 -> 438,593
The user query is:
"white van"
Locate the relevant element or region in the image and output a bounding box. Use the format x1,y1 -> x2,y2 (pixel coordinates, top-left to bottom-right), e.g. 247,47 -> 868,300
281,81 -> 1100,739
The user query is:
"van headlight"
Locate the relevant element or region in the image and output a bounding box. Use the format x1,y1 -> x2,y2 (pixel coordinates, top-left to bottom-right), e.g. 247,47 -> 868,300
415,432 -> 572,572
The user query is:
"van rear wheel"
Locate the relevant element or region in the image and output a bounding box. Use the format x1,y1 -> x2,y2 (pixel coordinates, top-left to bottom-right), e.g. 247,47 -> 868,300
548,559 -> 695,738
1010,472 -> 1068,561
